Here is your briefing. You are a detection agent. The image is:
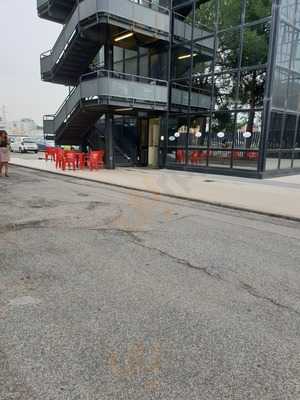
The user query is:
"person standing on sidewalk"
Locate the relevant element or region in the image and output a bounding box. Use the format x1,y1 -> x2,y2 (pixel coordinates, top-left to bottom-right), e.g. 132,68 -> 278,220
0,130 -> 10,177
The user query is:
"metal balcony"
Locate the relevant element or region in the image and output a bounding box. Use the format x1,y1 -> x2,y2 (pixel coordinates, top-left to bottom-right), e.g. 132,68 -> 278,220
37,0 -> 75,23
44,70 -> 168,144
171,83 -> 212,111
40,0 -> 170,85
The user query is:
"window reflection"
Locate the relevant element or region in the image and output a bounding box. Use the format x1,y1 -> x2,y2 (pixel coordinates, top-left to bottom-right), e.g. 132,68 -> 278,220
245,0 -> 272,23
218,0 -> 242,29
242,23 -> 270,67
237,70 -> 266,110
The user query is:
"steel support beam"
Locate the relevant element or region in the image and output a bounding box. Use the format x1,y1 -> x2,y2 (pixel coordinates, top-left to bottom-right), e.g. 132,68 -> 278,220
105,112 -> 115,169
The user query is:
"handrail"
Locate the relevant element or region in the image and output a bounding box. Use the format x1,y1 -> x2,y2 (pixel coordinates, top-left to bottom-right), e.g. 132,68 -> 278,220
40,0 -> 170,68
129,0 -> 169,15
54,86 -> 77,118
81,68 -> 168,86
46,69 -> 169,134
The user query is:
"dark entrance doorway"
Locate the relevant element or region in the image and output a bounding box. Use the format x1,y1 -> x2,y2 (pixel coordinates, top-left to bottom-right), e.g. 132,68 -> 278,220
113,115 -> 154,168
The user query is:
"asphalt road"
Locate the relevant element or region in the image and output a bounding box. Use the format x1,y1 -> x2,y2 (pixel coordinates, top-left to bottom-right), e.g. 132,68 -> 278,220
1,167 -> 300,400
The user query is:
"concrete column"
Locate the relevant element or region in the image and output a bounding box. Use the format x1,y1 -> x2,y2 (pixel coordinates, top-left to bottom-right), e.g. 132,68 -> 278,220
105,113 -> 115,169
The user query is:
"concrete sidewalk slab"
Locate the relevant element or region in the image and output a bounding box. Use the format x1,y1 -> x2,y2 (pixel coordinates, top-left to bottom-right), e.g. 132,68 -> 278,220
9,156 -> 300,221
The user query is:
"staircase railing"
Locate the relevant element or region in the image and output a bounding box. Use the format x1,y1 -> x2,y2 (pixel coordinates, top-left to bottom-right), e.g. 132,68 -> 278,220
46,69 -> 168,136
40,0 -> 170,75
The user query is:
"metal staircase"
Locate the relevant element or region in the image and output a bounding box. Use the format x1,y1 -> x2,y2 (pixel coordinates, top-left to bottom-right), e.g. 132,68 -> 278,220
37,0 -> 75,23
40,0 -> 170,85
43,70 -> 168,145
38,0 -> 213,154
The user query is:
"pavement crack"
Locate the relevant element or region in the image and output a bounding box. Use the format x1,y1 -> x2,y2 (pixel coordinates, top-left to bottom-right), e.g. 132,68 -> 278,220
132,241 -> 223,280
0,219 -> 51,234
239,281 -> 300,317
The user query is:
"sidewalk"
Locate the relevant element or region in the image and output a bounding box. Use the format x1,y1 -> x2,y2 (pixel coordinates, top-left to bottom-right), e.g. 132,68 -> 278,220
10,156 -> 300,221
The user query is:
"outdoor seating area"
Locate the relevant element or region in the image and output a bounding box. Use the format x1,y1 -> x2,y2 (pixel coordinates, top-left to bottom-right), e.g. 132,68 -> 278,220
45,147 -> 105,171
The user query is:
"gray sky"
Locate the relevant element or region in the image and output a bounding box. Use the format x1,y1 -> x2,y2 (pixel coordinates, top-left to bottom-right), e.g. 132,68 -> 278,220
0,0 -> 68,125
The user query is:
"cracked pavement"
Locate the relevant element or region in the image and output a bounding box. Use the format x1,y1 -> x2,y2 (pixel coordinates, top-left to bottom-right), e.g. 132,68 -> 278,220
1,167 -> 300,399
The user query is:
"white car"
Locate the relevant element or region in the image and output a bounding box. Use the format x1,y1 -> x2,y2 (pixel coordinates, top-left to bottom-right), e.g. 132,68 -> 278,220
10,137 -> 39,153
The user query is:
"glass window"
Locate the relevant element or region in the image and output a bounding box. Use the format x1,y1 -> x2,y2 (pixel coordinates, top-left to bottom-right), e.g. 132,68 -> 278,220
218,0 -> 242,29
194,0 -> 216,32
192,42 -> 214,76
281,0 -> 297,23
139,48 -> 149,77
215,29 -> 241,73
276,21 -> 293,68
268,112 -> 284,149
208,150 -> 232,168
114,46 -> 124,73
188,150 -> 208,166
287,72 -> 300,111
280,152 -> 293,169
235,111 -> 262,150
295,118 -> 300,150
293,152 -> 300,168
172,44 -> 193,79
232,150 -> 259,170
171,82 -> 191,110
265,151 -> 279,170
188,115 -> 209,148
241,23 -> 270,68
214,72 -> 238,111
237,69 -> 266,110
124,49 -> 137,75
245,0 -> 272,24
167,116 -> 189,149
210,111 -> 235,149
281,114 -> 296,149
272,68 -> 289,109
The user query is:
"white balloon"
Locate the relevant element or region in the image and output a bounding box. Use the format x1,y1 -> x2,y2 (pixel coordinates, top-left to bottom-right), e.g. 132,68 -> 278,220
169,136 -> 176,142
217,131 -> 225,138
195,131 -> 202,138
174,132 -> 180,138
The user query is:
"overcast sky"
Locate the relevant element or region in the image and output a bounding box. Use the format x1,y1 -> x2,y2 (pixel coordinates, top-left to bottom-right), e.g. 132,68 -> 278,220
0,0 -> 68,125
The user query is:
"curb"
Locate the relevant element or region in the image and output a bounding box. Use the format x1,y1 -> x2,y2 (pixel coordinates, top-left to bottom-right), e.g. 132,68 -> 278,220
10,163 -> 300,224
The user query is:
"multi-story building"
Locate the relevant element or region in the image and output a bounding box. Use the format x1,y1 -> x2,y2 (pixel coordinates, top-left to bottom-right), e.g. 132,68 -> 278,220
38,0 -> 300,177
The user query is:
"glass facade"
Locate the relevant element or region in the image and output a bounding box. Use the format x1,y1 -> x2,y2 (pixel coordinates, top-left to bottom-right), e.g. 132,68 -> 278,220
163,0 -> 300,176
266,0 -> 300,171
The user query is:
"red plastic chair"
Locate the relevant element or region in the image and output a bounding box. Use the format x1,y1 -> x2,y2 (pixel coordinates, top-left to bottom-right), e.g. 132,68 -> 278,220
55,148 -> 65,169
63,151 -> 77,171
77,153 -> 88,169
190,150 -> 204,165
45,146 -> 55,161
87,150 -> 105,170
246,151 -> 259,161
232,150 -> 242,160
176,149 -> 185,164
